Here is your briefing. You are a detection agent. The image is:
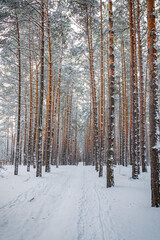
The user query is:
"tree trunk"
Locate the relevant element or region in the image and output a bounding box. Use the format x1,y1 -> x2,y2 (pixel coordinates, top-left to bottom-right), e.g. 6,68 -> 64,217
99,0 -> 104,177
36,0 -> 45,177
74,106 -> 78,165
14,16 -> 21,176
129,0 -> 138,179
122,39 -> 129,166
119,80 -> 122,165
23,85 -> 28,166
137,0 -> 147,172
27,17 -> 33,172
133,1 -> 140,175
86,7 -> 99,172
55,53 -> 63,168
107,0 -> 115,188
32,61 -> 40,168
121,40 -> 125,166
147,0 -> 160,207
45,0 -> 53,172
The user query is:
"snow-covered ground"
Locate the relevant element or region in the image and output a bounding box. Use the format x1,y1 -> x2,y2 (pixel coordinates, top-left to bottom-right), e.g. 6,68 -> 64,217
0,163 -> 160,240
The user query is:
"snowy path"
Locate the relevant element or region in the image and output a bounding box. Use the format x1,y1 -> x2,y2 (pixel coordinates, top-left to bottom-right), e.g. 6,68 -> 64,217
0,164 -> 160,240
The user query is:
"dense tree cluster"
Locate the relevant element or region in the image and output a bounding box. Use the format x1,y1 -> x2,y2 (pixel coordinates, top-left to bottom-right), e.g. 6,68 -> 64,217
0,0 -> 159,207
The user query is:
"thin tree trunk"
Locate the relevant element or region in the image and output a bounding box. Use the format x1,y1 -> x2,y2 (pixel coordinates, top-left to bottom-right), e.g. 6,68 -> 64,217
119,80 -> 122,165
56,86 -> 61,168
99,0 -> 104,177
45,0 -> 53,172
10,125 -> 14,165
74,106 -> 78,165
24,84 -> 28,166
68,90 -> 73,165
121,40 -> 125,166
33,61 -> 40,168
36,0 -> 45,177
55,52 -> 63,168
122,40 -> 129,167
27,17 -> 33,172
14,16 -> 21,176
86,7 -> 99,172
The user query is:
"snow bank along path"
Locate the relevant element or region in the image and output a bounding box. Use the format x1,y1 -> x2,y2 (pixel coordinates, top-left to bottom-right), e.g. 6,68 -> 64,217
0,163 -> 160,240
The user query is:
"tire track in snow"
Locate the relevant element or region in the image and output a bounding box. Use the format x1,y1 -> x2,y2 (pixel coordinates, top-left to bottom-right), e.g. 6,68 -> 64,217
24,174 -> 72,240
94,182 -> 121,240
77,167 -> 105,240
94,185 -> 105,240
0,171 -> 72,240
77,170 -> 87,240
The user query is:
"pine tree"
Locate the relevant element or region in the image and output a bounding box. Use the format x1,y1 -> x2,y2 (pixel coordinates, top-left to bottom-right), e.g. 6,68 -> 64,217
137,0 -> 147,173
27,16 -> 33,172
14,15 -> 22,176
99,0 -> 104,177
129,0 -> 138,179
45,0 -> 53,172
147,0 -> 160,207
86,6 -> 99,172
36,0 -> 45,177
107,0 -> 115,188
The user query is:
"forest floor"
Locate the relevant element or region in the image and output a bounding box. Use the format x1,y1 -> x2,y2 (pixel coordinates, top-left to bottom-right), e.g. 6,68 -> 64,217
0,163 -> 160,240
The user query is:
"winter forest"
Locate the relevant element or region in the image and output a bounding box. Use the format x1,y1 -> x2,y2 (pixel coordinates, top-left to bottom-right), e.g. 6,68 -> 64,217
0,0 -> 160,239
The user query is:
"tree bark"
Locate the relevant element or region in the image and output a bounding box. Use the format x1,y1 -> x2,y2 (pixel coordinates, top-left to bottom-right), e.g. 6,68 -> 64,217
129,0 -> 138,179
86,7 -> 99,172
147,0 -> 160,207
45,0 -> 53,172
107,0 -> 115,188
27,16 -> 33,172
36,0 -> 45,177
137,0 -> 147,172
14,16 -> 21,176
99,0 -> 104,177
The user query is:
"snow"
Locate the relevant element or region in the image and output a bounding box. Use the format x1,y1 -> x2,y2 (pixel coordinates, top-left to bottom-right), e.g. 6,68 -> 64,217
0,164 -> 160,240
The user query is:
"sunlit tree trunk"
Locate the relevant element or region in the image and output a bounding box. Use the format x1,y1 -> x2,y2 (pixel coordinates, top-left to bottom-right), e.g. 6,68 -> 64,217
99,0 -> 104,177
86,7 -> 99,172
32,61 -> 40,168
50,70 -> 56,165
147,0 -> 160,207
55,52 -> 62,168
56,86 -> 61,168
45,0 -> 53,172
74,106 -> 78,165
67,90 -> 72,165
129,0 -> 138,179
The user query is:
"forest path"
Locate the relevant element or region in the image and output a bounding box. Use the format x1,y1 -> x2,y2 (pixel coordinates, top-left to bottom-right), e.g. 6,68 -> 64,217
0,163 -> 108,240
0,164 -> 160,240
